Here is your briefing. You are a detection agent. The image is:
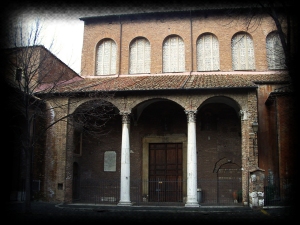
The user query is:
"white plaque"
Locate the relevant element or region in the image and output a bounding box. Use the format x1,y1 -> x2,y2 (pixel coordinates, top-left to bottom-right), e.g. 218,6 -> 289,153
104,151 -> 116,171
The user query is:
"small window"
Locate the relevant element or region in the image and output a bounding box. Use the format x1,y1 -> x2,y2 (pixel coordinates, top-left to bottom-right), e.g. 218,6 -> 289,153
74,130 -> 82,155
57,183 -> 63,190
231,33 -> 255,70
163,35 -> 185,72
15,68 -> 23,81
266,32 -> 286,70
96,39 -> 117,75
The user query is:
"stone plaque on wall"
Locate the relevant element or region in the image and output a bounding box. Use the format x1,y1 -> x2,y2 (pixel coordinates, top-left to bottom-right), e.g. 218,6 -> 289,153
104,151 -> 116,171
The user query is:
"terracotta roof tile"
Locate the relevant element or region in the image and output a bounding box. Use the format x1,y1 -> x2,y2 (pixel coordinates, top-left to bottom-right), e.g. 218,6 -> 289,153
42,73 -> 291,94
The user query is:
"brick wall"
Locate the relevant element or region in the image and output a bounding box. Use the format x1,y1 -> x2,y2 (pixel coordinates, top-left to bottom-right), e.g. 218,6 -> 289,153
81,12 -> 278,76
277,96 -> 296,179
59,89 -> 258,204
45,10 -> 286,205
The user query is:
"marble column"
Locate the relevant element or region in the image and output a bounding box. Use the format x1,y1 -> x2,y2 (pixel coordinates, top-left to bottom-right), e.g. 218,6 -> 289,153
117,112 -> 132,206
184,110 -> 199,207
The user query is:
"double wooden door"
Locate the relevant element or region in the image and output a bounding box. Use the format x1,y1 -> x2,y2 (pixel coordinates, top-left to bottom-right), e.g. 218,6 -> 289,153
149,143 -> 183,202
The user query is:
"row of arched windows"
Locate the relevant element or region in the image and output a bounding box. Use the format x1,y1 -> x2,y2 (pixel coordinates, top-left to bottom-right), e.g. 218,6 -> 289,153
96,31 -> 285,75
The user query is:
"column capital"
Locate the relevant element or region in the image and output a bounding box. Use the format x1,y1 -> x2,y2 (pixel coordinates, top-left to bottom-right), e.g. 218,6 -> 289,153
185,110 -> 197,123
239,110 -> 248,121
120,111 -> 131,124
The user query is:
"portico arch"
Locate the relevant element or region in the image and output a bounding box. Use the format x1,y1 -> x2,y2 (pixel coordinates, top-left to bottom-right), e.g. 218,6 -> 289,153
196,96 -> 243,205
133,98 -> 187,203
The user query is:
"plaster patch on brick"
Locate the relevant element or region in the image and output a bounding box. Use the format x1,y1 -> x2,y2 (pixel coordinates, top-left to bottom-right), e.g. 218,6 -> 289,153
48,188 -> 54,198
252,198 -> 259,206
259,199 -> 264,206
250,191 -> 265,207
49,106 -> 55,124
257,192 -> 264,197
239,110 -> 248,120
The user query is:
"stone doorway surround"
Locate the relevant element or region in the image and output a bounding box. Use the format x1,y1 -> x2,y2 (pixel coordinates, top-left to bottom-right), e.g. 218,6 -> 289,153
142,134 -> 187,202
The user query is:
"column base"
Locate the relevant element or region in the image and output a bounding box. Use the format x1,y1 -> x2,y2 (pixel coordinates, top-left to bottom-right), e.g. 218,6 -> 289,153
185,202 -> 200,207
117,201 -> 133,206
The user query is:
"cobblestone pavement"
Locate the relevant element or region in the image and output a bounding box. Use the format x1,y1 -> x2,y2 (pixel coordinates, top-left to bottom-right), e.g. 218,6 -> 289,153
6,201 -> 295,224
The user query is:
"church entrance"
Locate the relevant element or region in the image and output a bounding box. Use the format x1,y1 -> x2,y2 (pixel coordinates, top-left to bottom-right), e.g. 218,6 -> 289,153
148,143 -> 183,202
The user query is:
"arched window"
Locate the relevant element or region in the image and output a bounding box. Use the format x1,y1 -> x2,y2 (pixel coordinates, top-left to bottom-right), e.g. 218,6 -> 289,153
231,33 -> 255,70
197,33 -> 220,71
163,35 -> 185,72
266,32 -> 286,70
129,37 -> 151,74
96,39 -> 117,75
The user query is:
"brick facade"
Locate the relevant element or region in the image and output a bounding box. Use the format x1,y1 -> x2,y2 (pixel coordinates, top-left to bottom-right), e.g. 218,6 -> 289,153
26,9 -> 294,208
80,12 -> 278,77
48,89 -> 259,205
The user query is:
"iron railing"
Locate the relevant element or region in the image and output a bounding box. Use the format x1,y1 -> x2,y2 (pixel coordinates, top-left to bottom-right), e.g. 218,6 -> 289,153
264,177 -> 293,206
73,178 -> 244,206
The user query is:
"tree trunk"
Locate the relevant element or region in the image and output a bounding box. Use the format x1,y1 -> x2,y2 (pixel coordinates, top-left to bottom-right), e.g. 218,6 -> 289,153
24,146 -> 32,213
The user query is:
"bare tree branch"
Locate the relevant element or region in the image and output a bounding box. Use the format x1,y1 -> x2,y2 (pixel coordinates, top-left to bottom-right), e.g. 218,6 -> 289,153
5,19 -> 116,213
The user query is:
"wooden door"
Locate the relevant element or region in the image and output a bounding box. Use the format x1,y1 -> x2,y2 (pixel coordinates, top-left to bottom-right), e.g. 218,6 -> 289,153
149,143 -> 183,202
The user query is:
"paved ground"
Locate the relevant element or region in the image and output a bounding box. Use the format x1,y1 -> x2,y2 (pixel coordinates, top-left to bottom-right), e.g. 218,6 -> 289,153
6,201 -> 295,224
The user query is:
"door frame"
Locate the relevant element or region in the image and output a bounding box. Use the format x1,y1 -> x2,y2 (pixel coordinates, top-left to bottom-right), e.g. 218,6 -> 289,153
142,134 -> 187,202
